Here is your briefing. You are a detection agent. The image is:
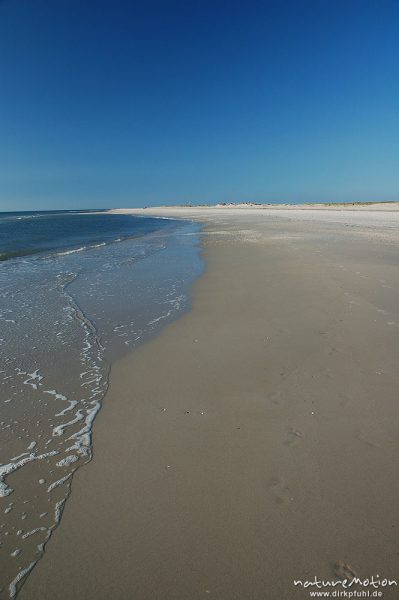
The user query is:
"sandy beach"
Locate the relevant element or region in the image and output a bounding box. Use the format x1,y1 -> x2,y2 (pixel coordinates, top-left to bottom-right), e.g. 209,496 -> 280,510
20,205 -> 399,599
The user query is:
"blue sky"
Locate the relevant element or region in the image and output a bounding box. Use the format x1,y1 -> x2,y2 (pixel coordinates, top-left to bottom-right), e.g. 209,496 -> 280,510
0,0 -> 398,210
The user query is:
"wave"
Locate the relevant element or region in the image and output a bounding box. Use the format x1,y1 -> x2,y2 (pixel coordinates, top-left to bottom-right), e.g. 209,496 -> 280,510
55,246 -> 87,257
1,238 -> 125,262
0,248 -> 41,261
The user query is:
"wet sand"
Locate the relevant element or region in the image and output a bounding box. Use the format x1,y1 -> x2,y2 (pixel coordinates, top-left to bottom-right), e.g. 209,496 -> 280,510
21,208 -> 399,599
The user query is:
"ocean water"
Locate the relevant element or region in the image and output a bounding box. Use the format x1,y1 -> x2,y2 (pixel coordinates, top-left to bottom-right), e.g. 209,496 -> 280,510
0,210 -> 203,597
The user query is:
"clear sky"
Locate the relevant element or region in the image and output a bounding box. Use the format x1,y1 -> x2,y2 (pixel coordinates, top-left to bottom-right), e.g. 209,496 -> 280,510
0,0 -> 398,210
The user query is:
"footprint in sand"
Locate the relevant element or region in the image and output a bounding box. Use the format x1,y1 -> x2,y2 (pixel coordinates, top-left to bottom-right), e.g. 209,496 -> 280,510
334,561 -> 357,580
284,428 -> 303,447
268,477 -> 294,505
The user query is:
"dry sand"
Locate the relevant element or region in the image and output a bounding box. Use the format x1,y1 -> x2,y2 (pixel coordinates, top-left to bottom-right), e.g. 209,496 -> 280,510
21,207 -> 399,599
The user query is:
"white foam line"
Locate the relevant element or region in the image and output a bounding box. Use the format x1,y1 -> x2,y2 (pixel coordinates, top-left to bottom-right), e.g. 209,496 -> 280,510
9,561 -> 37,598
0,451 -> 59,497
56,246 -> 86,256
56,455 -> 78,467
148,309 -> 173,325
44,389 -> 78,416
52,410 -> 84,437
7,496 -> 70,596
47,473 -> 72,493
44,389 -> 67,402
10,452 -> 30,462
81,377 -> 99,387
55,400 -> 78,417
22,369 -> 43,390
21,527 -> 47,540
54,499 -> 66,523
66,402 -> 100,456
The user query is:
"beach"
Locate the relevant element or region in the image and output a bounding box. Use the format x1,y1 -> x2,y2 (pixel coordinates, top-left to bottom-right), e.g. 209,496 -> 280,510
19,205 -> 399,599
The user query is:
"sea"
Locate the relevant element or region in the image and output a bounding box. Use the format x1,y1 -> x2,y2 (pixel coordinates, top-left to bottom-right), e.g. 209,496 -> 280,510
0,209 -> 203,598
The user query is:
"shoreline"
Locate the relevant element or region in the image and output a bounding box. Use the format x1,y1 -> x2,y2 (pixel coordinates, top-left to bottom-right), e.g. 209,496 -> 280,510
20,209 -> 399,599
0,214 -> 204,599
